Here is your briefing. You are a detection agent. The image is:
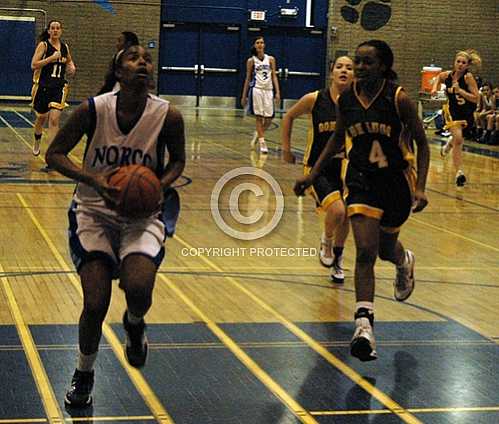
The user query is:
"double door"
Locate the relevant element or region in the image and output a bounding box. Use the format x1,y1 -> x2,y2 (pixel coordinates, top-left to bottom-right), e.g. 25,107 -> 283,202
263,28 -> 326,107
159,23 -> 241,106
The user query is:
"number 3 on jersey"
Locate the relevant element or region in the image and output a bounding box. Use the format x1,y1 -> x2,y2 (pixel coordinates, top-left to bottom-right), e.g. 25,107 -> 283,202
369,140 -> 388,168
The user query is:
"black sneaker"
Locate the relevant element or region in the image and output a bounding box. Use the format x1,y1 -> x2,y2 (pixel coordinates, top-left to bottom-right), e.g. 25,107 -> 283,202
64,369 -> 94,408
40,165 -> 53,173
456,173 -> 467,187
123,311 -> 148,368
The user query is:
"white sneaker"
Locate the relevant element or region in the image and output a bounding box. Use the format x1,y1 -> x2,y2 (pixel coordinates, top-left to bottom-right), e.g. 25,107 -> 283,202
319,235 -> 333,267
259,139 -> 268,154
33,138 -> 41,156
350,314 -> 377,361
250,131 -> 258,149
330,255 -> 344,284
440,136 -> 452,157
394,250 -> 415,301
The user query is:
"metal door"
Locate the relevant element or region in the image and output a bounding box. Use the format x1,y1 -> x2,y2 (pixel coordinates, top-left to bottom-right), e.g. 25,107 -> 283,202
159,23 -> 241,107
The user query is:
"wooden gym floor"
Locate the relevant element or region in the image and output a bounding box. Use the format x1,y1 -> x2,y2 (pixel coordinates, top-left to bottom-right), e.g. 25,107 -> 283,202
0,104 -> 498,424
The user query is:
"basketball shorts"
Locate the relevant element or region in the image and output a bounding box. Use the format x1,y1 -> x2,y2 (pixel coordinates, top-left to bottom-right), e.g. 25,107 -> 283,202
344,165 -> 415,231
305,158 -> 344,211
31,83 -> 69,114
443,103 -> 474,130
68,188 -> 180,277
248,87 -> 274,117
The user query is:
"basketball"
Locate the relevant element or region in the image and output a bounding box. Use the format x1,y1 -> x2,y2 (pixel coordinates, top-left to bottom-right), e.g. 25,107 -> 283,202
108,164 -> 161,218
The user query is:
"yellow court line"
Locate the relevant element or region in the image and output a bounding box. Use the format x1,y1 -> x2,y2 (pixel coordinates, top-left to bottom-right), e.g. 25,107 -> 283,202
0,264 -> 64,424
0,115 -> 45,164
159,274 -> 317,424
173,235 -> 422,424
0,420 -> 47,424
411,217 -> 499,253
16,194 -> 174,424
311,405 -> 499,415
6,110 -> 82,165
65,416 -> 155,422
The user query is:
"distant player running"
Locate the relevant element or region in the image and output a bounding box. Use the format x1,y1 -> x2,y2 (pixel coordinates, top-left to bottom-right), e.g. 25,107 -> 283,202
241,36 -> 280,154
31,20 -> 76,170
281,56 -> 353,283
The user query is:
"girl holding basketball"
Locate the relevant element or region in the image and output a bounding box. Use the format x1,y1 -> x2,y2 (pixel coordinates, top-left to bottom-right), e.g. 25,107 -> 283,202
46,45 -> 186,408
241,36 -> 280,154
431,50 -> 480,186
281,56 -> 353,283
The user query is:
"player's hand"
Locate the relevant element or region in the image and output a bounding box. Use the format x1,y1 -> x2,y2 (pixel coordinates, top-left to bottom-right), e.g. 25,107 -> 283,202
282,150 -> 296,164
293,175 -> 313,196
275,94 -> 281,104
430,89 -> 437,98
241,97 -> 247,107
92,169 -> 122,208
51,51 -> 61,62
412,190 -> 428,213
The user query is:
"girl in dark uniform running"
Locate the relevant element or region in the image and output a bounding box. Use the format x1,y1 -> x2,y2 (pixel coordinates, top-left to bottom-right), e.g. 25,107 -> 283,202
281,56 -> 353,283
294,40 -> 430,362
31,20 -> 76,169
431,50 -> 480,186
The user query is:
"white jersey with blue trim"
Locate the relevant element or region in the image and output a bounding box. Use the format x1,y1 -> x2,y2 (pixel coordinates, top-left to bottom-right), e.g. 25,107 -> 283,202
74,91 -> 169,210
252,54 -> 273,91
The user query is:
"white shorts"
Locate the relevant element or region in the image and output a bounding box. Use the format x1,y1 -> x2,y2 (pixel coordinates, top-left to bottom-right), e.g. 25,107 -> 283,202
248,87 -> 274,117
68,201 -> 169,277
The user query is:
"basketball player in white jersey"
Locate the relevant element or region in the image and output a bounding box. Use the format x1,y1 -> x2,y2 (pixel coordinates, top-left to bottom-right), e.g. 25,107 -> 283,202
46,45 -> 186,408
241,36 -> 280,154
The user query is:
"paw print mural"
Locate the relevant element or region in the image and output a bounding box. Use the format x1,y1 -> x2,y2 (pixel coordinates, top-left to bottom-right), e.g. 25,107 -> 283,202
341,0 -> 392,31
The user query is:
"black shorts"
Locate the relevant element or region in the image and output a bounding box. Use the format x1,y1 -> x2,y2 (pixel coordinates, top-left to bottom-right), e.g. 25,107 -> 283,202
305,157 -> 344,210
31,83 -> 68,114
443,103 -> 474,130
345,165 -> 414,230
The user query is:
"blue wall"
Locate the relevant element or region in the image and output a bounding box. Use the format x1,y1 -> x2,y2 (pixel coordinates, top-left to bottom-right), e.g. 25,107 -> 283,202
162,0 -> 328,28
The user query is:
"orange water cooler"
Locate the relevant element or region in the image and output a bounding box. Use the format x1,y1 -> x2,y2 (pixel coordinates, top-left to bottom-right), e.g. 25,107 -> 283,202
421,66 -> 442,93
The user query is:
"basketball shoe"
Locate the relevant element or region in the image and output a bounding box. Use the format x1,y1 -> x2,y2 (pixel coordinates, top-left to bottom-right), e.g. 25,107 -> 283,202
64,369 -> 94,408
456,170 -> 467,187
350,308 -> 377,361
33,137 -> 41,156
123,311 -> 148,368
394,250 -> 415,301
259,139 -> 269,154
319,234 -> 334,267
330,254 -> 344,284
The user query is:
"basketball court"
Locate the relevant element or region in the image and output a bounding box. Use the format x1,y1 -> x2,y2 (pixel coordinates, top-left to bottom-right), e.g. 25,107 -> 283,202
0,103 -> 498,423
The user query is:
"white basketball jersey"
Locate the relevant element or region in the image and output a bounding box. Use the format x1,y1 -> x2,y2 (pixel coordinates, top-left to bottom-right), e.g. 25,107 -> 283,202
253,54 -> 273,90
74,92 -> 169,207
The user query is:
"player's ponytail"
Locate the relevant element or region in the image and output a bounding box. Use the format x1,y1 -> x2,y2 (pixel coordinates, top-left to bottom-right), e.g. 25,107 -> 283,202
455,49 -> 482,74
37,20 -> 62,43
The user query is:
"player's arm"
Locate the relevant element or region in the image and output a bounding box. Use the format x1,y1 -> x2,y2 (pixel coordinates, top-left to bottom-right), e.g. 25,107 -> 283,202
66,45 -> 76,76
269,56 -> 280,102
397,90 -> 430,213
281,92 -> 315,163
430,71 -> 448,97
294,104 -> 346,196
461,73 -> 480,104
160,105 -> 186,188
241,58 -> 253,107
31,42 -> 55,70
46,101 -> 119,203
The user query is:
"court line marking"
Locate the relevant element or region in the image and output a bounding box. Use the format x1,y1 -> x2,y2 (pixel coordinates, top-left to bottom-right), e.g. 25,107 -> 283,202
310,405 -> 499,415
16,193 -> 174,424
0,115 -> 45,164
159,274 -> 318,423
0,264 -> 64,424
3,112 -> 82,165
173,235 -> 422,424
410,216 -> 499,253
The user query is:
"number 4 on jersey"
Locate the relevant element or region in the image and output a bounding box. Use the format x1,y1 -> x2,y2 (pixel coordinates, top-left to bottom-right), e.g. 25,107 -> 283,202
369,140 -> 388,168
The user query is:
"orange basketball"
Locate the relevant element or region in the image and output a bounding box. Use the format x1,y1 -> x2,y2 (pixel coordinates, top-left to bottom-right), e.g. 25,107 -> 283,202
108,164 -> 161,218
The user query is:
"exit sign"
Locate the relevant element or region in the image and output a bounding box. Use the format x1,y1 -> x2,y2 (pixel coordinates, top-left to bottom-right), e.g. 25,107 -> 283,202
250,10 -> 266,21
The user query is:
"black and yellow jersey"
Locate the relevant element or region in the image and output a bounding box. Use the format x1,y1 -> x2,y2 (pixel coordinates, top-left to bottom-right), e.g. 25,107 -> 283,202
339,79 -> 413,174
444,71 -> 476,116
303,88 -> 343,167
33,40 -> 69,88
